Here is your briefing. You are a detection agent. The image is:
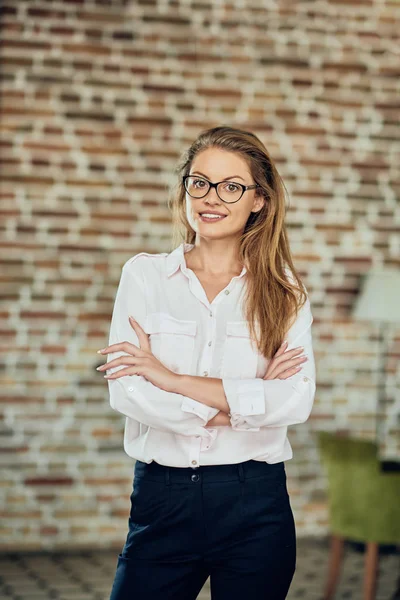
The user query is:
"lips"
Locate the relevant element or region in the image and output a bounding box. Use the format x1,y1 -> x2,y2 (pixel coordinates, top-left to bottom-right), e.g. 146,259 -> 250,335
199,212 -> 227,217
199,213 -> 227,223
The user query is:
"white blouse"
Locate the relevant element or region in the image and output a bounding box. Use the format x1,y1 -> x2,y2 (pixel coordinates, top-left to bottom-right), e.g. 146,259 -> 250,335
106,242 -> 316,469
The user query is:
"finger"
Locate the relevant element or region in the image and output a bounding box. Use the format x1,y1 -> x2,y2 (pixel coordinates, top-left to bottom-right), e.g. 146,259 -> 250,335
263,363 -> 303,380
104,365 -> 139,379
281,346 -> 304,357
273,340 -> 288,358
96,355 -> 135,371
270,347 -> 305,371
266,361 -> 298,379
269,350 -> 303,376
273,341 -> 304,358
97,341 -> 138,355
278,353 -> 307,368
129,317 -> 151,352
264,353 -> 306,379
277,365 -> 303,379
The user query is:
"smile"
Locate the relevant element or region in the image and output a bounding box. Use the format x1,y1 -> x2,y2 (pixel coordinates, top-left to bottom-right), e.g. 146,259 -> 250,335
199,213 -> 227,222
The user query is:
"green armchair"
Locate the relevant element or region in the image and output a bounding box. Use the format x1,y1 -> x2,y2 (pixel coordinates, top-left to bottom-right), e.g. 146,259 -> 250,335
317,431 -> 400,600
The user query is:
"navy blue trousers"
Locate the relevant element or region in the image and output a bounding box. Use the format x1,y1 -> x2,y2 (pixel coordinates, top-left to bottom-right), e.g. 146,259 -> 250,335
109,458 -> 296,600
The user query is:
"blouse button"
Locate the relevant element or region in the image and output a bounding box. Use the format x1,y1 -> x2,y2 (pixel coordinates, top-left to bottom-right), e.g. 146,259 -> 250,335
191,460 -> 197,466
303,376 -> 308,382
224,290 -> 230,295
203,371 -> 208,377
208,341 -> 212,346
209,311 -> 213,317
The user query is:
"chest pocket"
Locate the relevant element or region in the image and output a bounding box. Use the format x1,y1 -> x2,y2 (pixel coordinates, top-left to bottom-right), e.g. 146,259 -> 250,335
144,312 -> 197,375
221,321 -> 259,379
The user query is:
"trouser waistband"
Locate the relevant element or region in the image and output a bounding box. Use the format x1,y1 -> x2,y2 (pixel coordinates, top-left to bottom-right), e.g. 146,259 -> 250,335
134,458 -> 285,485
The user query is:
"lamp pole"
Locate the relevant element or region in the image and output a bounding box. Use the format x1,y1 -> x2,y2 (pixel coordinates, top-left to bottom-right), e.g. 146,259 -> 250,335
377,322 -> 399,472
376,322 -> 388,457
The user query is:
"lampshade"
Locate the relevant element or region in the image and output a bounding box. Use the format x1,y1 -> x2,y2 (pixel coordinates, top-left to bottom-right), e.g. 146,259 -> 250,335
352,268 -> 400,323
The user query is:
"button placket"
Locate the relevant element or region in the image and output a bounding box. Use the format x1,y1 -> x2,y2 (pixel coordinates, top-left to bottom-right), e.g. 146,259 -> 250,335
202,305 -> 216,378
189,437 -> 202,469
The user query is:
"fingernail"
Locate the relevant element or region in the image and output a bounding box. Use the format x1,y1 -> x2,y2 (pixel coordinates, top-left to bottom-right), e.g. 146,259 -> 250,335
129,316 -> 136,322
97,349 -> 106,354
96,366 -> 102,370
281,339 -> 288,346
104,374 -> 111,378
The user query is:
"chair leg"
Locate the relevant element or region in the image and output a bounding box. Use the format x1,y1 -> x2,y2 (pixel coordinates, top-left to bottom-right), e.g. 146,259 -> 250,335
323,534 -> 344,600
364,541 -> 379,600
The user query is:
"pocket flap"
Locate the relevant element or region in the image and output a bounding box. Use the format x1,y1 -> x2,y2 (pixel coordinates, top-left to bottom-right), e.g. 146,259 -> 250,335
144,313 -> 197,336
226,321 -> 251,338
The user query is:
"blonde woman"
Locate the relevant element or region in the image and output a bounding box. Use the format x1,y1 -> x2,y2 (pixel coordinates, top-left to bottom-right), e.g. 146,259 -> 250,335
99,126 -> 316,600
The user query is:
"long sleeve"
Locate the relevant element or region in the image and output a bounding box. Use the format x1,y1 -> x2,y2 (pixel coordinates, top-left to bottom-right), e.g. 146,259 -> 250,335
222,294 -> 316,432
106,258 -> 219,439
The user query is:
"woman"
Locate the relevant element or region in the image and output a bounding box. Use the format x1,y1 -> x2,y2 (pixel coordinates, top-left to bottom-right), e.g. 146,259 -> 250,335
98,126 -> 316,600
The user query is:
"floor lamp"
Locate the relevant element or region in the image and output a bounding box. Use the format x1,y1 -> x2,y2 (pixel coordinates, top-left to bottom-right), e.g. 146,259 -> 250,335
352,268 -> 400,471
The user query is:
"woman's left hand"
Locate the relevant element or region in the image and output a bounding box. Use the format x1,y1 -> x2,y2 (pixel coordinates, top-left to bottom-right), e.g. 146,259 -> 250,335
96,316 -> 180,393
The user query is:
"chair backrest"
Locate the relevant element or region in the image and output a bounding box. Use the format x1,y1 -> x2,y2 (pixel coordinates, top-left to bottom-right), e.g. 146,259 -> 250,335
317,431 -> 400,543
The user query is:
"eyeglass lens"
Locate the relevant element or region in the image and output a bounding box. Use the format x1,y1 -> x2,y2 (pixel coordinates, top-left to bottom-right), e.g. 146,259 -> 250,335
184,176 -> 242,203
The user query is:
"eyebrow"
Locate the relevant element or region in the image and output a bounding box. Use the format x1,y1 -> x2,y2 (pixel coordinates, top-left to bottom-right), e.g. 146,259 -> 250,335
190,170 -> 245,182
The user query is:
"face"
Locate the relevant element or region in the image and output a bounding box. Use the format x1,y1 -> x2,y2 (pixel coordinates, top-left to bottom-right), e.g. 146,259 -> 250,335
184,147 -> 265,240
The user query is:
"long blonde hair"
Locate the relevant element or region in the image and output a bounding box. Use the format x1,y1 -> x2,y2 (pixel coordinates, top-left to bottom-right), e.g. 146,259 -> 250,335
167,125 -> 307,360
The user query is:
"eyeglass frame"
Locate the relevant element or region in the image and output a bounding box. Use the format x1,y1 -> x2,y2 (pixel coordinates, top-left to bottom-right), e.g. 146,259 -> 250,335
182,175 -> 261,204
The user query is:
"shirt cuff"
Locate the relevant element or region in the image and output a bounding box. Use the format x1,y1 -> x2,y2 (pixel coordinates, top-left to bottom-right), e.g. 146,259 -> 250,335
200,427 -> 218,451
181,397 -> 220,424
181,398 -> 219,451
228,419 -> 261,432
222,378 -> 265,416
222,378 -> 265,432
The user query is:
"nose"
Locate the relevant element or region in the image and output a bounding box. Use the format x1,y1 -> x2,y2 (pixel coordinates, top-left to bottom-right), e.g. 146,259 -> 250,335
204,186 -> 223,204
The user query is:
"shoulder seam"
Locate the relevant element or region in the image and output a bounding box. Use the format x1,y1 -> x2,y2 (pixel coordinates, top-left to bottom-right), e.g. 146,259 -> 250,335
123,251 -> 168,268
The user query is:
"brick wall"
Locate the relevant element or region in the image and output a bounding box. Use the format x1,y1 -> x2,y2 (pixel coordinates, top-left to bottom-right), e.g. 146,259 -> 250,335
1,0 -> 399,550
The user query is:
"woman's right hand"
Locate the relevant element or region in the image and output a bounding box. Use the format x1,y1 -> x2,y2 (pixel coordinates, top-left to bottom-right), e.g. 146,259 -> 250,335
263,341 -> 307,380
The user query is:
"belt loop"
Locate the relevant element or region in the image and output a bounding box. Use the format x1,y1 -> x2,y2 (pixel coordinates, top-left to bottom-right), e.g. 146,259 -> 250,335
165,466 -> 170,486
238,462 -> 245,482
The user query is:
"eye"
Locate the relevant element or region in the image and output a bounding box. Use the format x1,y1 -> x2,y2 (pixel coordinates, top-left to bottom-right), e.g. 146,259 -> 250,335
193,178 -> 207,188
223,182 -> 241,193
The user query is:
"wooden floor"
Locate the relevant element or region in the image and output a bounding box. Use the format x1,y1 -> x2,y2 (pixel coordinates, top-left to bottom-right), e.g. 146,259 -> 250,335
0,538 -> 398,599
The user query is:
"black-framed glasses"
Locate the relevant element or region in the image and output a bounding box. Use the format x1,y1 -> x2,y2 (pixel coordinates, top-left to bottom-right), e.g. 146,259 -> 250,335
182,175 -> 260,204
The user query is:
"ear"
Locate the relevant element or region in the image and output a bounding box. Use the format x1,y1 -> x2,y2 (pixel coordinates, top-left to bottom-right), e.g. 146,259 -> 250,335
251,194 -> 266,214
